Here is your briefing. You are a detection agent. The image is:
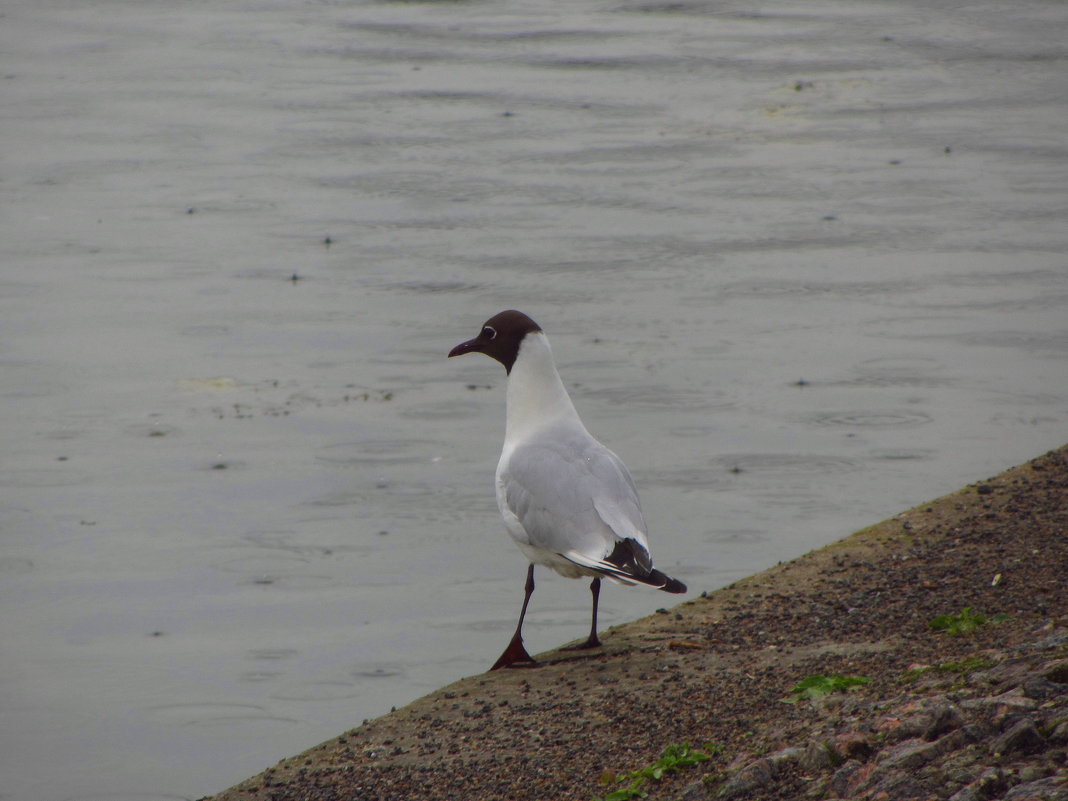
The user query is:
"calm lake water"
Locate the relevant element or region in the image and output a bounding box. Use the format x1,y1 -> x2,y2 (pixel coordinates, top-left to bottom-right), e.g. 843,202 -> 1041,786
2,1 -> 1066,798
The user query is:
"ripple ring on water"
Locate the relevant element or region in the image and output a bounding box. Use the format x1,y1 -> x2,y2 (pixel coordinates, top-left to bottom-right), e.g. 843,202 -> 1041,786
805,410 -> 933,428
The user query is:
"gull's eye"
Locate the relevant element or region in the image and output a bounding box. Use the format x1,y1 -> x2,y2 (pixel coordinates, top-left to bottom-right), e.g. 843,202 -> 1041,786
482,326 -> 497,340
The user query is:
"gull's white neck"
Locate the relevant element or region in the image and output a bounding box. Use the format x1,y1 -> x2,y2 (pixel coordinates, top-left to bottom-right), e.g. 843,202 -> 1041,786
504,332 -> 583,445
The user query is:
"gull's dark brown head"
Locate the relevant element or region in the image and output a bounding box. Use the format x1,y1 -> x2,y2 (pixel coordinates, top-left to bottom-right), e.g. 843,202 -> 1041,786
448,310 -> 543,374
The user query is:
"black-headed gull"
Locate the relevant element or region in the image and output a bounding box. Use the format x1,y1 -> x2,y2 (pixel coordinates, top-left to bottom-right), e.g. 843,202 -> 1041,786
449,310 -> 686,670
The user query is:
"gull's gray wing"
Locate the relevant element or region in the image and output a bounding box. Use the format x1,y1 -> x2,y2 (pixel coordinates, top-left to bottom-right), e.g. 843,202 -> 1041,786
498,424 -> 649,563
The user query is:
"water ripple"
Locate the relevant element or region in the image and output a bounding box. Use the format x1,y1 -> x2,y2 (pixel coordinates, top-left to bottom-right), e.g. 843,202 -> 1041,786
316,439 -> 437,466
804,410 -> 933,428
710,453 -> 862,474
350,661 -> 407,679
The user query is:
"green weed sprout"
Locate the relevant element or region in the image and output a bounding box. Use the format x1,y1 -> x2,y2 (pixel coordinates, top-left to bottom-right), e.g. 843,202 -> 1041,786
783,674 -> 871,704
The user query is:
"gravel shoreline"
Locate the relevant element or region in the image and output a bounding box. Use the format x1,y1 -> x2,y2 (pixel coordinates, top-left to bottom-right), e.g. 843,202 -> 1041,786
206,445 -> 1067,801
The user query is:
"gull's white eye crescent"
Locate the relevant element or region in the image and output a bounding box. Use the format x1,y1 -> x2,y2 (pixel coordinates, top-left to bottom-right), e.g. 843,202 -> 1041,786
482,326 -> 497,340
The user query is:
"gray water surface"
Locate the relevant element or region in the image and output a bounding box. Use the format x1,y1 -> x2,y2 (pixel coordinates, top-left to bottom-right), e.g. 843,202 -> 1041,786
2,1 -> 1066,799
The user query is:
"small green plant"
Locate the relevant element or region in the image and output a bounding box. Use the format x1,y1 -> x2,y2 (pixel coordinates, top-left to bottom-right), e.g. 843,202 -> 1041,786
598,778 -> 645,801
938,654 -> 997,673
783,674 -> 871,703
596,743 -> 721,801
929,607 -> 1011,636
903,654 -> 997,683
